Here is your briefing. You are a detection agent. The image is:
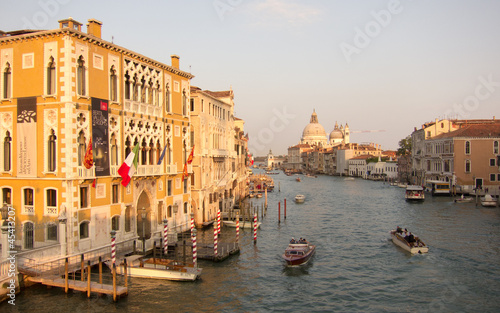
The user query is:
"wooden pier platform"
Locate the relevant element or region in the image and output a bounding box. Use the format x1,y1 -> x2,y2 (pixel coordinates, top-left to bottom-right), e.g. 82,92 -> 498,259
29,275 -> 128,297
197,242 -> 240,262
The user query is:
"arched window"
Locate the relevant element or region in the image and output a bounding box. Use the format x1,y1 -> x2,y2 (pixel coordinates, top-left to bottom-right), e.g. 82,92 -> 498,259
47,56 -> 56,95
124,137 -> 131,157
124,71 -> 131,100
148,80 -> 153,104
4,131 -> 11,171
156,140 -> 161,164
494,141 -> 499,154
23,187 -> 34,215
141,139 -> 147,165
110,65 -> 117,102
48,129 -> 57,172
140,77 -> 146,103
79,221 -> 90,239
110,133 -> 117,166
111,215 -> 120,231
3,62 -> 11,99
77,131 -> 86,166
133,75 -> 138,101
149,140 -> 155,165
166,139 -> 171,164
77,56 -> 86,95
465,141 -> 471,155
125,206 -> 131,232
165,84 -> 170,112
182,90 -> 187,116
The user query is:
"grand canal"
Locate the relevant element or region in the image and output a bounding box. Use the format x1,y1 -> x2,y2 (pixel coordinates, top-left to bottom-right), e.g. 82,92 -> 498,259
3,171 -> 500,312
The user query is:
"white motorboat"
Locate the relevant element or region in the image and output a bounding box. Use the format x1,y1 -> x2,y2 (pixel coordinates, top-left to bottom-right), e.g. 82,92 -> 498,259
390,228 -> 428,254
294,194 -> 305,203
223,220 -> 261,229
480,194 -> 497,207
106,255 -> 202,281
405,185 -> 425,201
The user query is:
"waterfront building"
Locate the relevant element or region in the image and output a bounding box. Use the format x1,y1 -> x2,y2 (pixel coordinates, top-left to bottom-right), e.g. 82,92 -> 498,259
0,18 -> 193,261
189,86 -> 248,226
285,144 -> 311,171
348,155 -> 372,177
423,121 -> 500,194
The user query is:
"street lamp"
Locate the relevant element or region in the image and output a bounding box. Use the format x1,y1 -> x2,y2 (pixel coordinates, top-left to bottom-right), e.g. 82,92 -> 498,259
141,207 -> 146,255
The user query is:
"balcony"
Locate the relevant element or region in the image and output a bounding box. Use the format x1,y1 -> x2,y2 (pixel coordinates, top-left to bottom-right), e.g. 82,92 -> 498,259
22,205 -> 34,216
136,165 -> 161,176
77,166 -> 95,179
124,100 -> 161,117
166,163 -> 177,175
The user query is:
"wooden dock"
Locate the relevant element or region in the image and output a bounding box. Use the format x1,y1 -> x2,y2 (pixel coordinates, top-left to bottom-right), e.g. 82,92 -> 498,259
29,275 -> 128,297
197,242 -> 240,262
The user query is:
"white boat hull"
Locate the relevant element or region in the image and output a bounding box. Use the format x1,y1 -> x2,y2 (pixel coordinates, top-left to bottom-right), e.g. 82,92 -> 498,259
391,233 -> 428,254
106,257 -> 202,281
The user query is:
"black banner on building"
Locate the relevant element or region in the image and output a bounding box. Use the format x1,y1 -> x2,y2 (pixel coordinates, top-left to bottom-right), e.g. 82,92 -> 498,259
92,97 -> 110,176
17,97 -> 37,177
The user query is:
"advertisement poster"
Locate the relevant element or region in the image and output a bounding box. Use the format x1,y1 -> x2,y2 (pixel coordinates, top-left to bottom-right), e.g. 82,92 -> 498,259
17,97 -> 37,177
92,97 -> 110,176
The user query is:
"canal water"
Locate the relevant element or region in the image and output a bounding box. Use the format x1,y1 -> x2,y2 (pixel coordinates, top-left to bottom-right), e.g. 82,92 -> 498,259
3,171 -> 500,312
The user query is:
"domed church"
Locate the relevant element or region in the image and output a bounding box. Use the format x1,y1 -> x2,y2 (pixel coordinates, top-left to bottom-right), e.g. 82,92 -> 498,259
300,110 -> 349,147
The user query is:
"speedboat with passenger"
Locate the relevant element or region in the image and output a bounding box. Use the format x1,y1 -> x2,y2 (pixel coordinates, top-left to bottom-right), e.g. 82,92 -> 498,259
282,238 -> 315,266
390,227 -> 428,254
294,194 -> 305,203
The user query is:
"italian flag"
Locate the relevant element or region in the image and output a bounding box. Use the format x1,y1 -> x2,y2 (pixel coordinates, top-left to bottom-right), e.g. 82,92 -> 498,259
118,142 -> 140,187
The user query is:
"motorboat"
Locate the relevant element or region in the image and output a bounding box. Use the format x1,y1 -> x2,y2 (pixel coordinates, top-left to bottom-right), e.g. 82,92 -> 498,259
107,255 -> 202,281
405,185 -> 425,201
256,193 -> 263,198
296,177 -> 301,182
223,219 -> 261,229
390,227 -> 428,254
282,239 -> 315,266
344,177 -> 355,181
454,195 -> 473,203
294,194 -> 305,203
480,194 -> 497,207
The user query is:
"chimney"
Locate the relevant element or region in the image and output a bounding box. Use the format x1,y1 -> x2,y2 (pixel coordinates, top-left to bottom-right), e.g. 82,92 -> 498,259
171,55 -> 180,69
58,17 -> 82,31
87,19 -> 102,38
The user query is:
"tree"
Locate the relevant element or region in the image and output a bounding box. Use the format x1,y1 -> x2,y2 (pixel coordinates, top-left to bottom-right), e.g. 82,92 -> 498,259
397,136 -> 412,156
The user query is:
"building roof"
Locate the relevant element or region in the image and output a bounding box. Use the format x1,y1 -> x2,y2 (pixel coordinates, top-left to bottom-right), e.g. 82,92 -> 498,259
432,123 -> 500,139
350,154 -> 374,160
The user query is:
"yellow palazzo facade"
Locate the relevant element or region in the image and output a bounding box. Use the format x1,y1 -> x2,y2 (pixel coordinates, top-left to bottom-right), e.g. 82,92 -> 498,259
0,17 -> 194,258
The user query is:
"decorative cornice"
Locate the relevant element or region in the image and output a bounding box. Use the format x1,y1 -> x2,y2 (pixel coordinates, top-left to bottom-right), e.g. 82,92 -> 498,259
0,28 -> 194,79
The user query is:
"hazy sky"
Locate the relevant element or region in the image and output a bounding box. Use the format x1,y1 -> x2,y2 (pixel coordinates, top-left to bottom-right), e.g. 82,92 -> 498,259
2,0 -> 500,156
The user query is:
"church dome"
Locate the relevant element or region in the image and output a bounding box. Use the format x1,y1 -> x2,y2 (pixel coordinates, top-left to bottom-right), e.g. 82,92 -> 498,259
329,129 -> 343,139
301,110 -> 328,146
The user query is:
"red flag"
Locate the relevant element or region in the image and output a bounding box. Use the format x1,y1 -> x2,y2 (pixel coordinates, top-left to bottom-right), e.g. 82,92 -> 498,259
187,145 -> 195,164
92,178 -> 96,188
182,163 -> 188,180
83,138 -> 93,169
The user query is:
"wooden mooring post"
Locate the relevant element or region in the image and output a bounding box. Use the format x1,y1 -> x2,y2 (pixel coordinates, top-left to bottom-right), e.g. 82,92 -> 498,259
80,255 -> 85,281
113,263 -> 117,302
284,198 -> 287,219
99,256 -> 103,284
124,258 -> 128,291
278,201 -> 281,224
87,261 -> 91,298
65,257 -> 69,293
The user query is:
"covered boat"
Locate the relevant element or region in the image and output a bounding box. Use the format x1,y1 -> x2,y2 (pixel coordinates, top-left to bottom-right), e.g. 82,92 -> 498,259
107,255 -> 202,281
481,194 -> 497,207
294,194 -> 305,203
223,219 -> 261,229
405,185 -> 425,201
390,227 -> 428,254
282,239 -> 315,266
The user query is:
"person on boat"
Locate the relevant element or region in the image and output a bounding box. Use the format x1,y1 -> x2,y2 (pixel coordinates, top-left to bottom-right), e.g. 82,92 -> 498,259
290,238 -> 296,244
396,226 -> 402,234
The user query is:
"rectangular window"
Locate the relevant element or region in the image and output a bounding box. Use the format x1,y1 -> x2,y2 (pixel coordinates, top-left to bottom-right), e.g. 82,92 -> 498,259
465,160 -> 471,173
80,186 -> 88,208
157,201 -> 163,224
2,187 -> 11,204
125,205 -> 131,232
80,222 -> 89,239
490,159 -> 496,166
167,180 -> 172,196
112,216 -> 120,231
184,179 -> 188,194
490,174 -> 496,182
23,188 -> 34,215
47,224 -> 58,241
112,184 -> 119,204
190,98 -> 195,111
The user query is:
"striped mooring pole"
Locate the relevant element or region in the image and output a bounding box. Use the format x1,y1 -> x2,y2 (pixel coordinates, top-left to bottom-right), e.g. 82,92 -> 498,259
163,219 -> 168,256
217,208 -> 221,235
214,221 -> 218,256
236,213 -> 240,245
192,226 -> 197,267
110,230 -> 116,265
253,213 -> 257,244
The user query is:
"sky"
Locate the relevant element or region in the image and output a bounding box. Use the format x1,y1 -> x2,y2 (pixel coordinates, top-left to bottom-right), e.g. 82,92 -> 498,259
2,0 -> 500,156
